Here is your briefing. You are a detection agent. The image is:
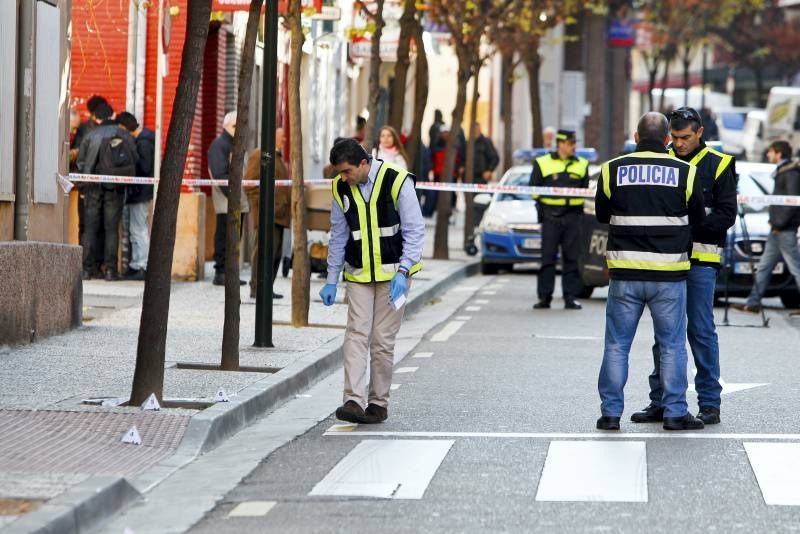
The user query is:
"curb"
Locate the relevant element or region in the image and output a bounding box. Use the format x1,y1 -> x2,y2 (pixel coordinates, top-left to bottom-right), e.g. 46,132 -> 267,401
5,477 -> 140,534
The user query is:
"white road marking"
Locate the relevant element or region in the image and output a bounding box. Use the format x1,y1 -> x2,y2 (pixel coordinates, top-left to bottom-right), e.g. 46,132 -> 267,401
496,278 -> 510,283
687,375 -> 768,395
532,334 -> 601,341
431,320 -> 465,342
453,286 -> 480,292
412,352 -> 434,359
328,423 -> 358,432
474,299 -> 490,304
480,291 -> 497,295
745,443 -> 800,505
536,441 -> 647,502
390,384 -> 401,391
455,315 -> 472,321
465,306 -> 481,312
309,440 -> 454,499
323,429 -> 800,441
228,501 -> 276,517
395,367 -> 418,374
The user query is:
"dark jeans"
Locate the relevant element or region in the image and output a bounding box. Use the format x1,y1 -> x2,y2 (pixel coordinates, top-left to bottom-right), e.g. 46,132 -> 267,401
213,213 -> 245,274
250,224 -> 285,296
537,210 -> 583,301
78,189 -> 105,272
649,265 -> 722,410
81,185 -> 123,273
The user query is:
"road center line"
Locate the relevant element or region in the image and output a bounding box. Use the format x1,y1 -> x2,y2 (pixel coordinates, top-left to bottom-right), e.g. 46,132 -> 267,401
323,429 -> 800,441
431,320 -> 465,342
465,306 -> 481,312
474,299 -> 490,304
395,367 -> 418,374
745,442 -> 800,505
412,352 -> 434,359
455,315 -> 472,321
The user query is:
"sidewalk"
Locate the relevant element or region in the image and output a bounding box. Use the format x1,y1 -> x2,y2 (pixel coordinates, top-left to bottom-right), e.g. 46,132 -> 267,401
0,217 -> 475,531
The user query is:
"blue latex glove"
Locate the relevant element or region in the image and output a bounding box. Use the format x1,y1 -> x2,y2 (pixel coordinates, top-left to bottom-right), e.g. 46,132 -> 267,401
320,283 -> 337,306
389,272 -> 408,303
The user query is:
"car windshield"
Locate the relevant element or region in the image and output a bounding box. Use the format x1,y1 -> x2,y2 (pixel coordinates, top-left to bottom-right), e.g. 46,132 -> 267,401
738,169 -> 774,213
719,112 -> 746,130
496,172 -> 532,201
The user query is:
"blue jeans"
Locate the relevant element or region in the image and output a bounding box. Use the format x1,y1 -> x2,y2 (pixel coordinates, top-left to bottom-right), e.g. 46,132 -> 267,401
128,201 -> 151,271
599,279 -> 689,418
648,266 -> 721,409
746,230 -> 800,306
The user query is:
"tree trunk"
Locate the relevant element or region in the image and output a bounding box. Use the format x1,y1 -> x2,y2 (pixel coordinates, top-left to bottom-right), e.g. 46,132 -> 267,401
682,45 -> 692,107
221,0 -> 262,370
404,17 -> 428,168
658,54 -> 671,112
501,51 -> 514,171
647,59 -> 659,111
129,0 -> 211,405
463,62 -> 480,248
388,0 -> 414,132
363,0 -> 385,151
753,64 -> 766,107
525,54 -> 543,148
287,0 -> 310,327
432,58 -> 470,260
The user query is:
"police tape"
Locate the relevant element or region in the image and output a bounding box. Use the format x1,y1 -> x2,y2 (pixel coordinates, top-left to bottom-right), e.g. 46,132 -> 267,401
59,172 -> 800,207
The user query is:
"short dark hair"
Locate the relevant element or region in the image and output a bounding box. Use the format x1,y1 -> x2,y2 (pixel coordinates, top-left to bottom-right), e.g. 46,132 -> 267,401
637,112 -> 669,143
330,138 -> 370,166
669,107 -> 702,133
115,111 -> 139,132
356,116 -> 367,129
769,140 -> 792,159
87,95 -> 109,114
94,102 -> 114,121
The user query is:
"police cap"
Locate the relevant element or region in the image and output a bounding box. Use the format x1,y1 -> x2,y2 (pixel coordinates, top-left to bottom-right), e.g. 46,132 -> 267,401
555,129 -> 576,142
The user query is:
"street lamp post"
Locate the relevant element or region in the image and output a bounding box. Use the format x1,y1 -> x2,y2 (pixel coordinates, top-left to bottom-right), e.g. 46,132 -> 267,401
255,0 -> 279,347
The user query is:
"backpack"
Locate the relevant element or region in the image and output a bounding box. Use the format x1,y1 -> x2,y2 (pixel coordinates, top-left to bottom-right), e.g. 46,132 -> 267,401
96,134 -> 136,176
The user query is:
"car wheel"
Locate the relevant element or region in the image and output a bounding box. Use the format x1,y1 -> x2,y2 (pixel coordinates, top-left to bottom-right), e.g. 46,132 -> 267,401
465,243 -> 479,256
577,286 -> 595,299
481,261 -> 500,275
780,290 -> 800,309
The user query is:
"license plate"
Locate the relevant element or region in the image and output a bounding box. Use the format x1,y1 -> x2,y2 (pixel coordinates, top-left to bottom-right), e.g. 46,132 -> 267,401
734,262 -> 783,274
523,238 -> 541,249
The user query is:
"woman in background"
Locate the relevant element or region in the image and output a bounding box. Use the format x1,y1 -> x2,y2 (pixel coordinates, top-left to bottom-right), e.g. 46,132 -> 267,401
373,125 -> 409,170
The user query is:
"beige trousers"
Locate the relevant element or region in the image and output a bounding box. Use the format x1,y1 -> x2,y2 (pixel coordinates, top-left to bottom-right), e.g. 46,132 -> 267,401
343,280 -> 409,408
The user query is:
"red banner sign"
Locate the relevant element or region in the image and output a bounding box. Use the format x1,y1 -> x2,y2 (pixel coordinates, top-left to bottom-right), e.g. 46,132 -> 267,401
211,0 -> 321,13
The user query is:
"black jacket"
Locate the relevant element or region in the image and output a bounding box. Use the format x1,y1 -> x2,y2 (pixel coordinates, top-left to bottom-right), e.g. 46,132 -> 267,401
208,129 -> 233,197
473,134 -> 499,183
126,128 -> 156,204
76,120 -> 138,177
770,159 -> 800,231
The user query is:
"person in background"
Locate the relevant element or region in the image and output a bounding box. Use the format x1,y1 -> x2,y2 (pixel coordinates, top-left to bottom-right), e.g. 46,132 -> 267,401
734,141 -> 800,313
373,125 -> 409,170
208,111 -> 250,287
472,123 -> 499,186
116,112 -> 155,281
245,127 -> 291,300
542,126 -> 557,151
429,109 -> 444,147
353,116 -> 367,143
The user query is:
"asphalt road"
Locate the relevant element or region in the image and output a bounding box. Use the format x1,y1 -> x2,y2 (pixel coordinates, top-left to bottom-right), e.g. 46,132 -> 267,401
188,272 -> 800,533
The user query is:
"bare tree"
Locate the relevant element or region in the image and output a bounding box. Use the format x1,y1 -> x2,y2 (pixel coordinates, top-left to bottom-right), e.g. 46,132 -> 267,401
287,0 -> 311,326
401,5 -> 429,168
388,0 -> 415,133
221,0 -> 263,370
130,0 -> 212,404
357,0 -> 386,151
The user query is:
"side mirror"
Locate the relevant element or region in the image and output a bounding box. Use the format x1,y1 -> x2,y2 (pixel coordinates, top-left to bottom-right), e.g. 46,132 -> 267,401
474,193 -> 492,206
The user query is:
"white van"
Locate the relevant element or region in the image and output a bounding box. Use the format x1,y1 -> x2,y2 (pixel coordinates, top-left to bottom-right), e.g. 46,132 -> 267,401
764,86 -> 800,149
742,110 -> 768,162
715,107 -> 755,157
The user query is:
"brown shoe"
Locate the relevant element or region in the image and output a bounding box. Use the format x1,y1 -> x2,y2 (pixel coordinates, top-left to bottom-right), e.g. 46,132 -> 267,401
732,303 -> 761,313
363,404 -> 388,424
335,400 -> 366,423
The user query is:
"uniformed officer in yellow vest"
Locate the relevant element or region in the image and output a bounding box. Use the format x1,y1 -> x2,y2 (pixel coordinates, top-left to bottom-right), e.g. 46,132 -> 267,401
530,129 -> 590,310
320,138 -> 424,424
631,107 -> 737,427
595,112 -> 707,431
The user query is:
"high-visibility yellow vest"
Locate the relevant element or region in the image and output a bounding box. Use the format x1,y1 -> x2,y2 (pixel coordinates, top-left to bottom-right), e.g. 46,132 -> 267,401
331,162 -> 422,283
533,154 -> 590,206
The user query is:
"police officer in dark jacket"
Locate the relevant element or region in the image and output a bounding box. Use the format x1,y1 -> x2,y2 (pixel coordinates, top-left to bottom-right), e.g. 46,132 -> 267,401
595,112 -> 706,431
530,129 -> 589,310
631,107 -> 737,426
76,102 -> 138,281
735,140 -> 800,312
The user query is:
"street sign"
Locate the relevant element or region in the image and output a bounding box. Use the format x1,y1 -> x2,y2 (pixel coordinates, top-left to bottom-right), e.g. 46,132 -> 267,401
310,6 -> 341,21
607,17 -> 635,48
211,0 -> 321,14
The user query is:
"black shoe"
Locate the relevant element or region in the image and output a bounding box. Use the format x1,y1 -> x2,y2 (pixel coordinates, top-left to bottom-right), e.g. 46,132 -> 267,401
335,400 -> 366,424
697,406 -> 721,425
104,270 -> 120,282
123,268 -> 146,281
663,413 -> 705,431
596,416 -> 621,430
82,269 -> 98,281
273,292 -> 283,299
213,272 -> 225,286
564,300 -> 582,310
239,279 -> 247,286
631,403 -> 664,423
363,403 -> 388,424
732,303 -> 761,313
533,300 -> 551,309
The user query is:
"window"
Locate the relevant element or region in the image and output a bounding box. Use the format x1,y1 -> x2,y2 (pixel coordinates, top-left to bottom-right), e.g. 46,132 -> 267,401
0,2 -> 17,199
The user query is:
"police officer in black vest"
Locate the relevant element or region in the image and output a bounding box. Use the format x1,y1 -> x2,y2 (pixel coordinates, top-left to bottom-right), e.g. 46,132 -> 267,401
530,129 -> 590,310
595,112 -> 706,431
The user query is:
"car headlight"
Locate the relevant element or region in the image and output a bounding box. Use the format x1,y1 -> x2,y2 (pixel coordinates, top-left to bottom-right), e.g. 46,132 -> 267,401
481,215 -> 510,234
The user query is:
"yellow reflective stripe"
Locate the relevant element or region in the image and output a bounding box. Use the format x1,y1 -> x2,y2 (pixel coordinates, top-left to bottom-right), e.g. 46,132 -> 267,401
348,182 -> 372,283
715,153 -> 733,179
390,169 -> 409,209
689,147 -> 710,167
607,250 -> 689,263
370,164 -> 389,280
691,242 -> 722,263
607,260 -> 691,271
691,252 -> 721,263
601,163 -> 611,199
626,151 -> 676,160
539,198 -> 567,206
331,175 -> 344,210
686,165 -> 696,204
